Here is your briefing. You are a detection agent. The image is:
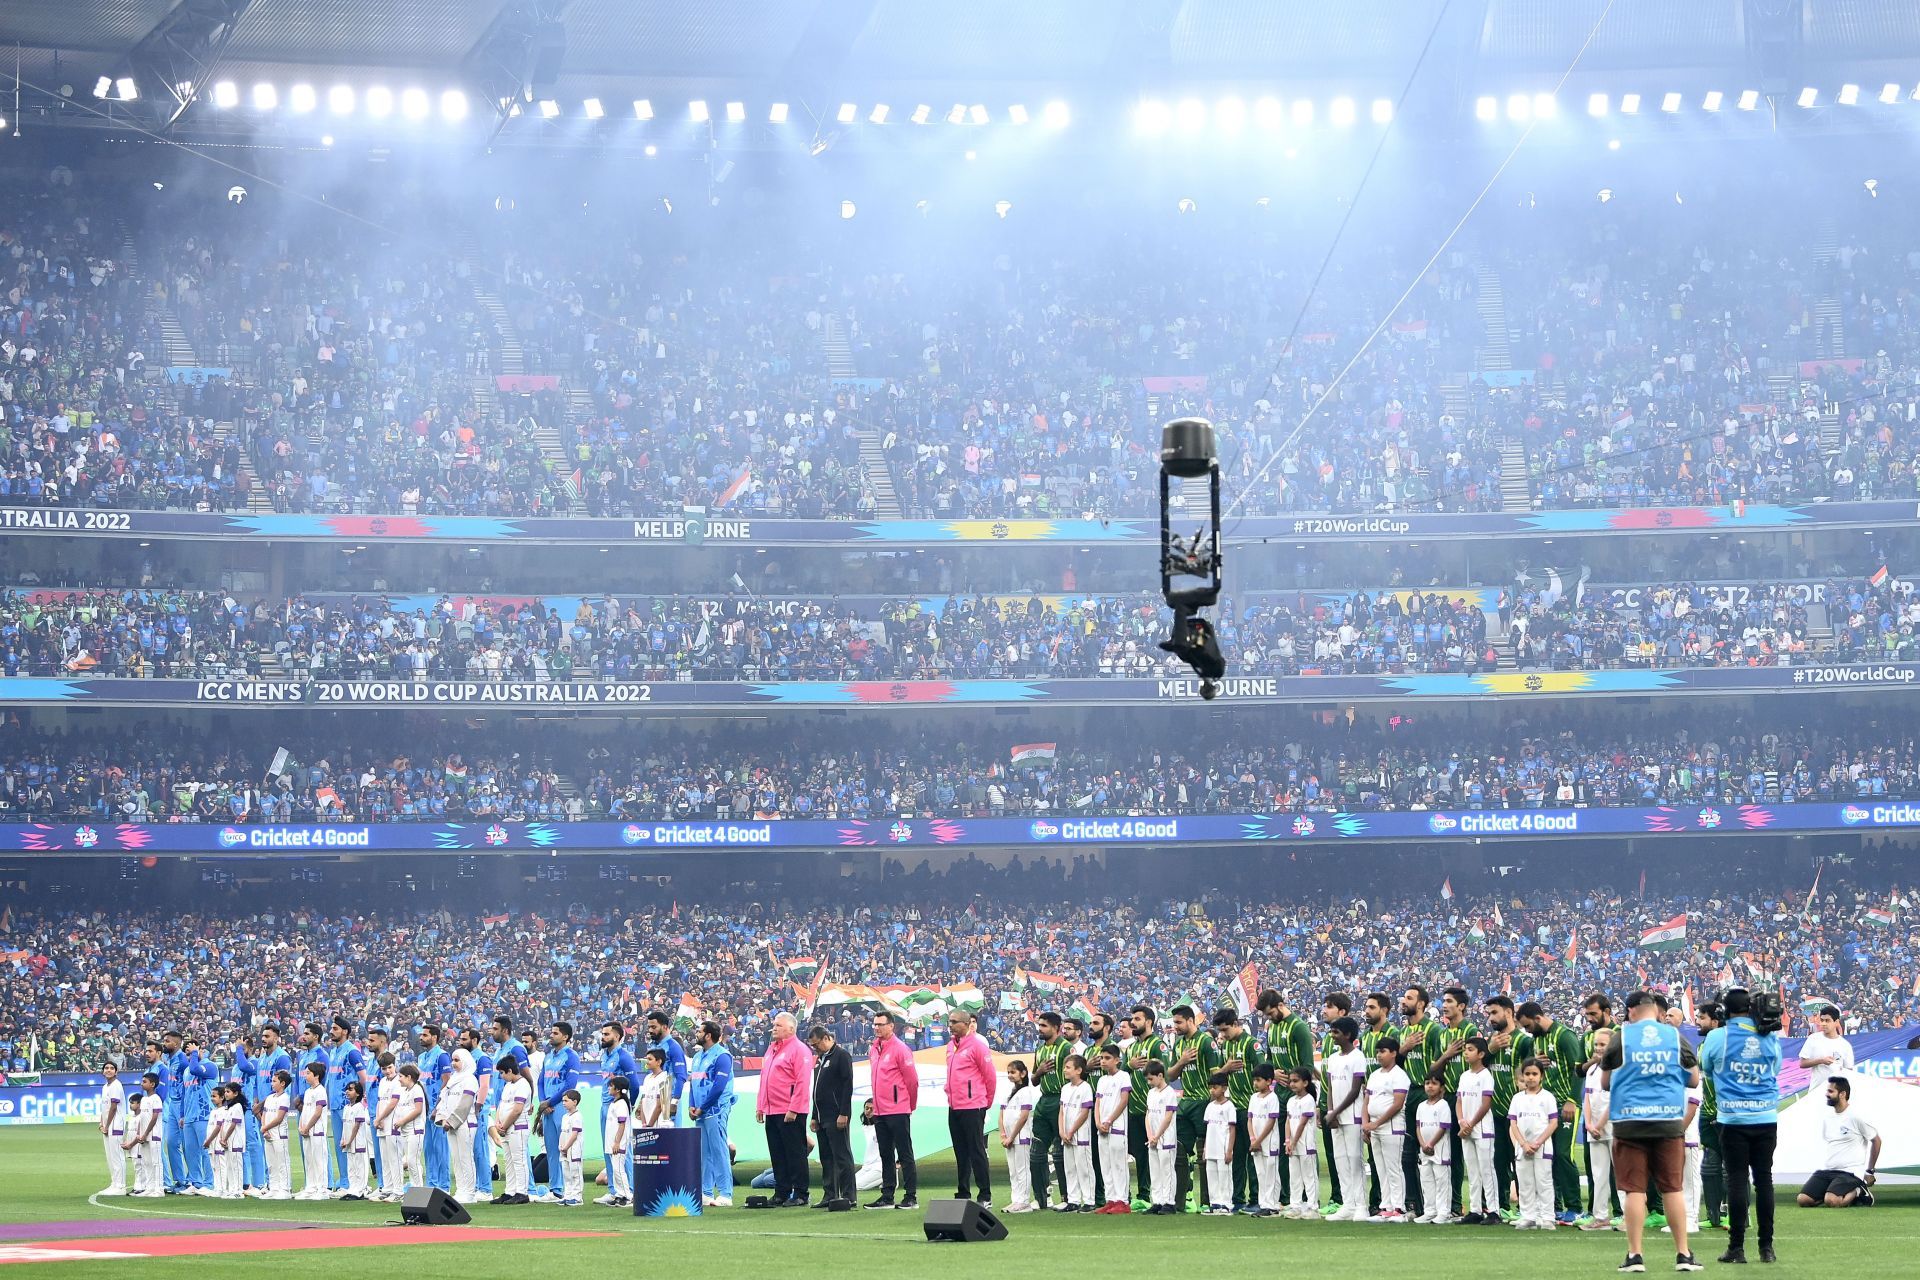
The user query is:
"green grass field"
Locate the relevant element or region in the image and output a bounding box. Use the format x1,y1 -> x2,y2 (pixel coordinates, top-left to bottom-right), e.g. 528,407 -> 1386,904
1,1126 -> 1912,1278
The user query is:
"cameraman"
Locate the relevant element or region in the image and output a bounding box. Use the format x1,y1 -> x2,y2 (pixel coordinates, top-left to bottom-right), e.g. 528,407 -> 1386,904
1698,989 -> 1782,1265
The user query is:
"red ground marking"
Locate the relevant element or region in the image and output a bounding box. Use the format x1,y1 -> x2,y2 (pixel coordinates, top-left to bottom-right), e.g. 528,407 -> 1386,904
0,1226 -> 614,1264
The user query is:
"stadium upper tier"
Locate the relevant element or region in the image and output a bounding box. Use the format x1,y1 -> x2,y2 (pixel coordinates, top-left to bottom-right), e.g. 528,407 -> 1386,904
5,864 -> 1912,1071
3,182 -> 1918,524
0,575 -> 1909,683
5,708 -> 1916,824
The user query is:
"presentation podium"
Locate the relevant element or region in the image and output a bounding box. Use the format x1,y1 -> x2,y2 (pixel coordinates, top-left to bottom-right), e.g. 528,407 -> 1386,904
630,1126 -> 703,1216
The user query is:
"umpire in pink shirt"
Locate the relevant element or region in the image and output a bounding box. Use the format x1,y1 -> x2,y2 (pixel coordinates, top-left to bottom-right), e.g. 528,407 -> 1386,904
945,1010 -> 996,1204
864,1011 -> 920,1209
755,1013 -> 814,1206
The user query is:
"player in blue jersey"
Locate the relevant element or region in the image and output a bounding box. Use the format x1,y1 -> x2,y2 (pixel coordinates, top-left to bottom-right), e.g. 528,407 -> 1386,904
531,1022 -> 582,1201
234,1026 -> 291,1195
459,1026 -> 497,1197
323,1017 -> 370,1190
416,1025 -> 454,1192
178,1038 -> 219,1193
645,1010 -> 689,1124
487,1016 -> 532,1191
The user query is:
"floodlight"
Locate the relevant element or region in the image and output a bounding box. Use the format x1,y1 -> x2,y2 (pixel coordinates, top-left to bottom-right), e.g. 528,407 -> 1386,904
1007,104 -> 1029,124
1041,101 -> 1068,128
867,103 -> 886,123
212,80 -> 239,108
946,104 -> 966,124
1587,92 -> 1608,117
366,86 -> 394,117
1533,92 -> 1556,118
836,102 -> 856,123
289,84 -> 316,113
1797,87 -> 1817,108
1214,97 -> 1246,131
633,99 -> 653,120
1838,83 -> 1858,105
1475,95 -> 1497,121
1506,93 -> 1531,121
770,102 -> 790,122
402,88 -> 429,120
969,104 -> 987,125
1620,93 -> 1640,114
1881,83 -> 1901,104
440,89 -> 467,121
117,77 -> 138,101
1175,98 -> 1205,130
1254,96 -> 1283,128
1135,99 -> 1171,135
690,99 -> 709,122
1329,96 -> 1355,125
249,83 -> 277,110
994,199 -> 1012,218
1702,91 -> 1722,112
582,97 -> 604,119
840,200 -> 856,219
537,99 -> 559,119
1370,98 -> 1393,124
1290,99 -> 1313,125
911,104 -> 931,124
329,85 -> 355,115
1737,90 -> 1758,111
1661,92 -> 1681,113
94,76 -> 112,99
726,101 -> 745,123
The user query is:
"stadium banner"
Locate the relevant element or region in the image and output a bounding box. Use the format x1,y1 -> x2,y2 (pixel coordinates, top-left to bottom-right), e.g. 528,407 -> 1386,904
9,800 -> 1920,854
4,498 -> 1920,546
0,1080 -> 112,1126
4,664 -> 1919,710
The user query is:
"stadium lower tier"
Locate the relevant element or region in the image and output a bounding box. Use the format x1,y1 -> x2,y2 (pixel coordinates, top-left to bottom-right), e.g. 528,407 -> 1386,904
4,842 -> 1912,1072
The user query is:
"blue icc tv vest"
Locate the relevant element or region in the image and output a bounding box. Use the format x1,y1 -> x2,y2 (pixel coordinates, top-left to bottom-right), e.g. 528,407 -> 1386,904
1611,1018 -> 1686,1124
1712,1017 -> 1780,1125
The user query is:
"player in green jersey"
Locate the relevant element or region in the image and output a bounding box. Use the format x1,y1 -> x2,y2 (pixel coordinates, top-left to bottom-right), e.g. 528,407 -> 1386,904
1167,1004 -> 1221,1212
1124,1005 -> 1168,1205
1082,1011 -> 1117,1205
1358,992 -> 1395,1215
1398,985 -> 1444,1218
1317,992 -> 1355,1212
1517,1000 -> 1585,1222
1256,989 -> 1315,1207
1692,1000 -> 1726,1229
1433,986 -> 1479,1210
1029,1012 -> 1069,1209
1211,1008 -> 1264,1212
1480,995 -> 1525,1217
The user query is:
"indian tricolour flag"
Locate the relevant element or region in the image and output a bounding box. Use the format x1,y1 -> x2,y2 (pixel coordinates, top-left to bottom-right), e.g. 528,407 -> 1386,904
1864,905 -> 1896,929
672,994 -> 704,1033
946,981 -> 985,1012
782,955 -> 820,983
1639,914 -> 1688,951
1468,920 -> 1486,943
1010,743 -> 1058,768
1014,967 -> 1072,993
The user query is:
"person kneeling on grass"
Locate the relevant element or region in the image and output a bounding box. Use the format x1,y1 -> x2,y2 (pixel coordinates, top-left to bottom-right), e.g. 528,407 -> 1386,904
1796,1077 -> 1879,1209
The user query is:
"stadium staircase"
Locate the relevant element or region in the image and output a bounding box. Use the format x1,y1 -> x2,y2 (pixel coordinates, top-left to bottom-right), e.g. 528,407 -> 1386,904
824,313 -> 902,519
465,285 -> 574,510
1474,263 -> 1512,370
1497,437 -> 1533,511
1811,220 -> 1847,360
1467,268 -> 1534,511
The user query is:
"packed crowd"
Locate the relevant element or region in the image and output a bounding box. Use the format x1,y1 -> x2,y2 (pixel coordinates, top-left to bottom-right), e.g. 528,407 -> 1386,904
13,178 -> 1920,521
2,572 -> 1907,682
3,854 -> 1912,1073
8,708 -> 1920,824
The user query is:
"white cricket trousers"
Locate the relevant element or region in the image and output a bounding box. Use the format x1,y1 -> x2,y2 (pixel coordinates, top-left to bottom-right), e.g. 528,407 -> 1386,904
1517,1149 -> 1554,1223
451,1126 -> 478,1199
1148,1144 -> 1176,1206
380,1130 -> 402,1194
1289,1150 -> 1320,1211
1252,1152 -> 1282,1210
1006,1140 -> 1033,1206
1333,1124 -> 1366,1210
1683,1144 -> 1703,1226
1418,1150 -> 1451,1217
1204,1157 -> 1231,1207
266,1136 -> 291,1195
1463,1136 -> 1497,1214
1063,1141 -> 1095,1207
1369,1130 -> 1406,1212
103,1132 -> 127,1193
302,1133 -> 329,1196
1098,1133 -> 1129,1204
501,1128 -> 529,1196
143,1137 -> 165,1194
1589,1138 -> 1615,1220
347,1144 -> 371,1198
606,1141 -> 630,1199
400,1132 -> 425,1190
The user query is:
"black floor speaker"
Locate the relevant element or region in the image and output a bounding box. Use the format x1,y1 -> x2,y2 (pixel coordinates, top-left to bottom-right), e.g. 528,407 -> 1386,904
922,1198 -> 1008,1242
399,1186 -> 471,1226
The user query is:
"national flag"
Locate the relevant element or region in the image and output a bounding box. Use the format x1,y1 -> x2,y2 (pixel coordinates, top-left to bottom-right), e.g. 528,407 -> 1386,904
1501,973 -> 1513,997
1564,931 -> 1579,967
1798,997 -> 1833,1017
1492,903 -> 1505,930
672,994 -> 704,1033
1709,941 -> 1732,956
1804,862 -> 1823,916
810,984 -> 904,1017
715,464 -> 752,509
1468,920 -> 1486,943
1610,407 -> 1635,429
1911,973 -> 1920,998
1440,877 -> 1454,901
1010,743 -> 1057,767
1069,995 -> 1098,1023
1219,963 -> 1259,1020
946,981 -> 985,1012
1013,967 -> 1072,993
1639,914 -> 1687,951
999,990 -> 1023,1012
481,913 -> 509,927
1681,989 -> 1695,1021
444,759 -> 468,781
1392,318 -> 1429,337
1870,565 -> 1890,588
315,785 -> 340,809
1864,906 -> 1896,929
873,984 -> 949,1025
782,955 -> 820,983
267,746 -> 291,779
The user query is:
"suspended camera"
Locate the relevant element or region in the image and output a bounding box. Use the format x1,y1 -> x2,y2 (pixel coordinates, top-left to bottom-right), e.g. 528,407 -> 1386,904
1157,416 -> 1226,698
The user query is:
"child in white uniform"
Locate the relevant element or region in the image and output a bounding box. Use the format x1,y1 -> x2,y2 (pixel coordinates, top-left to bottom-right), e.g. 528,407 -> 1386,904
98,1062 -> 128,1196
260,1071 -> 294,1198
1363,1040 -> 1411,1221
139,1076 -> 167,1196
373,1058 -> 404,1200
1582,1028 -> 1615,1230
1508,1060 -> 1559,1229
599,1075 -> 633,1206
1057,1055 -> 1096,1211
1144,1064 -> 1180,1213
1324,1024 -> 1370,1221
557,1089 -> 586,1204
1093,1046 -> 1132,1212
1456,1040 -> 1498,1221
122,1090 -> 151,1196
1245,1065 -> 1283,1214
298,1064 -> 330,1199
638,1051 -> 670,1128
998,1063 -> 1038,1212
1283,1069 -> 1320,1218
341,1081 -> 372,1199
221,1085 -> 248,1199
1413,1074 -> 1455,1223
1202,1074 -> 1237,1215
394,1065 -> 427,1193
491,1057 -> 533,1202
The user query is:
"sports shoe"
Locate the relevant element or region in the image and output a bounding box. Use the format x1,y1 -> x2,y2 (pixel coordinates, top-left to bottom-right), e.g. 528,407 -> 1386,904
1558,1210 -> 1580,1225
896,1198 -> 919,1210
1676,1254 -> 1704,1272
560,1198 -> 582,1206
1758,1247 -> 1776,1264
1618,1254 -> 1646,1273
865,1196 -> 895,1210
1431,1214 -> 1458,1225
1109,1201 -> 1132,1214
593,1194 -> 616,1206
1499,1207 -> 1520,1222
1320,1201 -> 1343,1216
1460,1212 -> 1484,1225
1001,1201 -> 1035,1214
1582,1218 -> 1616,1232
1646,1212 -> 1668,1228
1716,1249 -> 1746,1265
710,1197 -> 732,1208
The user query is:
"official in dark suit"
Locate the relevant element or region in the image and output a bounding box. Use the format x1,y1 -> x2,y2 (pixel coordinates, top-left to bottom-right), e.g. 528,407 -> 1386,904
807,1025 -> 855,1210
